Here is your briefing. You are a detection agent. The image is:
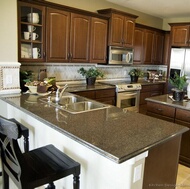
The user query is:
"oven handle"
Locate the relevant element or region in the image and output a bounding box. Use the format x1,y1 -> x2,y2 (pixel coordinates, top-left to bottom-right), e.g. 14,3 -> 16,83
119,92 -> 137,96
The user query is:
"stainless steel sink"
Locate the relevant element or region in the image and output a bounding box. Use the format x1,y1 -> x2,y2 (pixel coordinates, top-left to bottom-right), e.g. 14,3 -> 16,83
52,96 -> 85,105
65,101 -> 108,113
40,95 -> 109,114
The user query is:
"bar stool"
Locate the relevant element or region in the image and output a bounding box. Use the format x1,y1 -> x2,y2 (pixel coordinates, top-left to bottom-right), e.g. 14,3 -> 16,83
0,116 -> 80,189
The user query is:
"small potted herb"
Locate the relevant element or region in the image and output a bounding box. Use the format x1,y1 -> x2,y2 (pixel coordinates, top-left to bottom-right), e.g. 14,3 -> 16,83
78,67 -> 104,85
169,72 -> 187,101
128,68 -> 144,83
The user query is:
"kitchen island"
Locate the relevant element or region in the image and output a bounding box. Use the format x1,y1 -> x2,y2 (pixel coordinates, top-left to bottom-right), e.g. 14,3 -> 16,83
0,92 -> 188,189
146,94 -> 190,168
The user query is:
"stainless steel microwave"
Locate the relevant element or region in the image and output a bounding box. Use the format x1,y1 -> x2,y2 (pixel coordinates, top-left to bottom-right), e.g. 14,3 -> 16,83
108,46 -> 134,65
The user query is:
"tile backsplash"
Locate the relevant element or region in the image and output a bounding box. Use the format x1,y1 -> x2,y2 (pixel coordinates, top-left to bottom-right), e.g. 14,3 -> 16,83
21,63 -> 168,82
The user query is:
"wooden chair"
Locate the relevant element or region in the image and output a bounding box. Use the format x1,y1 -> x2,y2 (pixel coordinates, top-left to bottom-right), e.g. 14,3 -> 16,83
0,116 -> 80,189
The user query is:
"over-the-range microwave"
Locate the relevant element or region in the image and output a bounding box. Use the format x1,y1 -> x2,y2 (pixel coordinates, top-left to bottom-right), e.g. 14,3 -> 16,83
108,46 -> 134,65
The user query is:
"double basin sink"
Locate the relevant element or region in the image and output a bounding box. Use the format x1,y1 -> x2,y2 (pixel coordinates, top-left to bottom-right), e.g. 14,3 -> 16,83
40,94 -> 109,114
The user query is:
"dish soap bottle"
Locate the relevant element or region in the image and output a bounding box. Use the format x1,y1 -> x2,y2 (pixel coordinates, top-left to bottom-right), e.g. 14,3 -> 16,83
187,82 -> 190,99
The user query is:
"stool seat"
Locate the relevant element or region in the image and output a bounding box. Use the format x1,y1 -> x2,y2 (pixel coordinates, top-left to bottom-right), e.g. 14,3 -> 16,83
0,116 -> 80,189
23,144 -> 80,188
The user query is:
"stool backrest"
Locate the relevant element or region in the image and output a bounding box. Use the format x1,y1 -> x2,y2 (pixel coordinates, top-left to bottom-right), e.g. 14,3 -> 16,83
0,116 -> 23,188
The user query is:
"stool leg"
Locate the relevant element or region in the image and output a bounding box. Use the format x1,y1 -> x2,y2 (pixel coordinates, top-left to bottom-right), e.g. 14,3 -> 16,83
46,182 -> 55,189
3,171 -> 9,189
73,175 -> 80,189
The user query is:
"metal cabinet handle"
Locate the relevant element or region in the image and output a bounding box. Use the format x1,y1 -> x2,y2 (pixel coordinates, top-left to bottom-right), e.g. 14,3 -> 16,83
156,108 -> 163,111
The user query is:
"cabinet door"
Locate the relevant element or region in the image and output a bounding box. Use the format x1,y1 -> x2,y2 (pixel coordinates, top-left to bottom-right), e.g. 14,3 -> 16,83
46,8 -> 70,62
123,17 -> 135,47
133,27 -> 144,64
18,2 -> 45,62
152,32 -> 164,65
90,17 -> 108,63
109,13 -> 124,46
171,25 -> 190,47
70,13 -> 90,62
163,32 -> 170,65
143,29 -> 154,64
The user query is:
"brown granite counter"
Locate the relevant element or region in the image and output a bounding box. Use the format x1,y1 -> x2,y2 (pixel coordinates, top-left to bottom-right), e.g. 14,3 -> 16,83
0,92 -> 188,164
146,94 -> 190,111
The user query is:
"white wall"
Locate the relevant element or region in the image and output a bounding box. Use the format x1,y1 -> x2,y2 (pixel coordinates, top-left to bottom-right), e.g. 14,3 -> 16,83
0,0 -> 17,62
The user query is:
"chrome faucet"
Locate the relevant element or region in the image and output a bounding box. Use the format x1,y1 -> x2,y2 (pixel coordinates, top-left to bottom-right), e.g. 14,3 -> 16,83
55,84 -> 68,102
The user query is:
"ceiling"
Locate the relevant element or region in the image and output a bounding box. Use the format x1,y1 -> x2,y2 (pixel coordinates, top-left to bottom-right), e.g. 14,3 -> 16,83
106,0 -> 190,19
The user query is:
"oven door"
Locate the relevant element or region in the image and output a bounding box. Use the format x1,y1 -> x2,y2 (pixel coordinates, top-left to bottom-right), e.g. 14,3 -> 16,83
116,91 -> 140,112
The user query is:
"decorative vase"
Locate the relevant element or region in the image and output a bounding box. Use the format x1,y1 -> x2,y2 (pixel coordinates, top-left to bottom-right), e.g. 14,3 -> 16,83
86,77 -> 96,86
130,76 -> 139,83
172,90 -> 184,101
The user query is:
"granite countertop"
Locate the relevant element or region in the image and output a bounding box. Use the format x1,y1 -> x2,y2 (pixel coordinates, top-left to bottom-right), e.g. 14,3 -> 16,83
0,92 -> 187,164
146,94 -> 190,111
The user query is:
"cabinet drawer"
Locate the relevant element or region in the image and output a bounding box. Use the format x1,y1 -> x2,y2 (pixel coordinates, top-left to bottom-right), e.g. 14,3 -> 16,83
147,101 -> 175,118
95,89 -> 115,98
176,108 -> 190,122
72,91 -> 96,99
141,84 -> 164,92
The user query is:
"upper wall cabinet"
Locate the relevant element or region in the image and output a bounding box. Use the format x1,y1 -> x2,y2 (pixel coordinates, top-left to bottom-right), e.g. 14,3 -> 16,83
90,18 -> 108,63
46,8 -> 70,62
133,24 -> 164,65
170,23 -> 190,47
46,8 -> 90,63
18,1 -> 46,62
97,9 -> 138,47
18,0 -> 108,64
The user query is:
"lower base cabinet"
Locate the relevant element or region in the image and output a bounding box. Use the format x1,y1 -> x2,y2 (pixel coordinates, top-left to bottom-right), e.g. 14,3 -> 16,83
147,101 -> 190,167
143,135 -> 181,189
71,88 -> 116,106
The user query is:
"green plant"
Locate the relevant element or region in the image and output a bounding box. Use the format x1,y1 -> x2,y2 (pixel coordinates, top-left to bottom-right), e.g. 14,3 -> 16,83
78,67 -> 104,78
20,70 -> 33,83
128,68 -> 144,77
169,72 -> 187,91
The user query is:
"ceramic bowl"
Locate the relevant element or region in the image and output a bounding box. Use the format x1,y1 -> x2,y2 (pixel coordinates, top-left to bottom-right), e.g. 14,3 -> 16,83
25,85 -> 37,93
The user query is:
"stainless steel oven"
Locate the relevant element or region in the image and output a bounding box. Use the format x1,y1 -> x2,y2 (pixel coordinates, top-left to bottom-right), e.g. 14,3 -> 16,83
116,83 -> 141,112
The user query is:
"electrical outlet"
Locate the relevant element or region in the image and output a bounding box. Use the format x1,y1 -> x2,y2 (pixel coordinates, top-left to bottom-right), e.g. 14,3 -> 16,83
124,71 -> 127,75
6,75 -> 13,85
133,164 -> 142,183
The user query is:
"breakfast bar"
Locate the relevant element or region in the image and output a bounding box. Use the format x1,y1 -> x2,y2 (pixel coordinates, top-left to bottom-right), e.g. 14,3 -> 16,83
0,93 -> 188,189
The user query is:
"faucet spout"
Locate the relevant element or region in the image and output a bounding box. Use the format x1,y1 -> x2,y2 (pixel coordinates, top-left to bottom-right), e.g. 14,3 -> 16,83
59,84 -> 68,98
55,84 -> 68,102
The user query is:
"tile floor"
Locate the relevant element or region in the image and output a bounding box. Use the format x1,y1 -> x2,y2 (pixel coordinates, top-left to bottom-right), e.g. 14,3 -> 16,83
176,164 -> 190,188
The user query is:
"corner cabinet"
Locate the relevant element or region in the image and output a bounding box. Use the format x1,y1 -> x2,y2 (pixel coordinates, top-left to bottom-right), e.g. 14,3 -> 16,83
97,9 -> 138,47
18,1 -> 46,62
133,24 -> 164,65
170,23 -> 190,47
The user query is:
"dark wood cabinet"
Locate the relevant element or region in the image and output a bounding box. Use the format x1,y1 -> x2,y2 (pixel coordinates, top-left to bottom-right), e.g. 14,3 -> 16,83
97,9 -> 137,47
175,108 -> 190,167
143,29 -> 154,64
170,23 -> 190,47
146,101 -> 175,122
70,13 -> 90,62
90,17 -> 108,63
152,31 -> 164,64
18,1 -> 46,62
133,27 -> 144,64
71,88 -> 116,105
139,83 -> 165,115
47,10 -> 90,63
163,31 -> 170,65
46,8 -> 70,62
146,100 -> 190,167
134,24 -> 165,65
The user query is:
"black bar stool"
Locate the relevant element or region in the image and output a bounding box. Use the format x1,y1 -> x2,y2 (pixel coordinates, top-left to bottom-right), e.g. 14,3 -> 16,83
0,116 -> 80,189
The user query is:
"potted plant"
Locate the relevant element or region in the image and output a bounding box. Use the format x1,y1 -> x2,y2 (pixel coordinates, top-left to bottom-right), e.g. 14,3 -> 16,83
169,72 -> 187,101
128,68 -> 144,83
78,67 -> 104,85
